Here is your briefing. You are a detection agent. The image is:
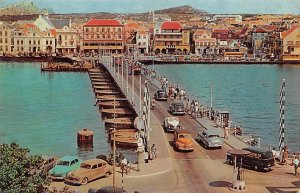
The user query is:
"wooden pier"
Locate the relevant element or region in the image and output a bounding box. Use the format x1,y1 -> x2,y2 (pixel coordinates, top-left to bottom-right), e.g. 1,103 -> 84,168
88,66 -> 138,147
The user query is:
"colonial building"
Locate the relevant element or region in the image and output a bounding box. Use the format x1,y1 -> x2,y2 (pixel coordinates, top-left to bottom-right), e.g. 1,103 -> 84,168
154,21 -> 190,54
82,19 -> 125,54
136,29 -> 149,54
14,23 -> 56,54
0,21 -> 14,55
53,19 -> 79,55
193,29 -> 217,55
212,29 -> 239,53
280,26 -> 300,61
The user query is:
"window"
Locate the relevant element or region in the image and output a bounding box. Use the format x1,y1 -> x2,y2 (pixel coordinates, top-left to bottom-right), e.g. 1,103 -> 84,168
287,41 -> 293,45
0,46 -> 2,51
46,40 -> 48,45
296,41 -> 300,45
0,31 -> 2,36
92,165 -> 97,169
29,40 -> 31,44
98,163 -> 103,167
5,38 -> 7,43
33,40 -> 36,44
38,40 -> 40,45
71,160 -> 75,165
0,39 -> 2,43
50,40 -> 52,45
5,31 -> 7,36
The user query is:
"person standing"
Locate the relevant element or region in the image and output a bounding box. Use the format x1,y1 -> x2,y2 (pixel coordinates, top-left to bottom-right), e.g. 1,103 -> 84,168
294,156 -> 299,176
151,144 -> 157,160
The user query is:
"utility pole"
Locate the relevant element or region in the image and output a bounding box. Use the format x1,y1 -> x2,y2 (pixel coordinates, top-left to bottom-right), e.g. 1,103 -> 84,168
113,98 -> 116,193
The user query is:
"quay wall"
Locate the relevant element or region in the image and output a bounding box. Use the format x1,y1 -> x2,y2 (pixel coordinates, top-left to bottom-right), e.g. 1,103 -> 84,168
0,56 -> 74,64
140,60 -> 294,65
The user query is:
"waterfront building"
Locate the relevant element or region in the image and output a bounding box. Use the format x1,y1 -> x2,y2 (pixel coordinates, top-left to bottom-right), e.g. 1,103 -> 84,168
154,21 -> 190,54
212,29 -> 239,54
53,19 -> 79,55
193,29 -> 217,56
136,29 -> 149,54
33,14 -> 55,32
280,26 -> 300,61
0,21 -> 14,55
82,19 -> 125,54
14,23 -> 56,55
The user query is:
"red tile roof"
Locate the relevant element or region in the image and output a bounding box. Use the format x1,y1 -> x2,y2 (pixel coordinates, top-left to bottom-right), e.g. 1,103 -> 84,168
161,21 -> 183,30
263,25 -> 278,32
49,29 -> 57,36
254,27 -> 267,33
84,19 -> 122,26
25,23 -> 36,28
281,26 -> 298,39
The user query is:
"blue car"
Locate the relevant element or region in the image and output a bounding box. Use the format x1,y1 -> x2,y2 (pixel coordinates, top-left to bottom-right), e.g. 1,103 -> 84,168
49,156 -> 83,180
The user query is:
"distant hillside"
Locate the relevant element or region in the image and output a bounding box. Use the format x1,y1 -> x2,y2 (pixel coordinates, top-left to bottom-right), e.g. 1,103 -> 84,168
155,5 -> 207,15
0,0 -> 49,15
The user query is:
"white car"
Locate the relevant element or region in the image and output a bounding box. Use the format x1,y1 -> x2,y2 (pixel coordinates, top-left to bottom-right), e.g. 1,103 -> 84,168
163,116 -> 182,133
197,129 -> 224,149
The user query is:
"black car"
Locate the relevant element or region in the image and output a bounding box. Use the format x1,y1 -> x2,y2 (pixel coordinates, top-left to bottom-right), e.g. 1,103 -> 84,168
226,147 -> 275,172
169,102 -> 185,115
154,90 -> 168,101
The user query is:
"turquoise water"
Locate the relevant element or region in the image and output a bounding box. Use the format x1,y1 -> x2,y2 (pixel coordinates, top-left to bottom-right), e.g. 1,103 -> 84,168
154,64 -> 300,151
0,62 -> 109,159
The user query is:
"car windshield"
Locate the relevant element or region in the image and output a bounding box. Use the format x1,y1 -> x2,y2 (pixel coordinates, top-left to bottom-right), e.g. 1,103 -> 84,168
174,104 -> 184,110
179,134 -> 191,138
208,134 -> 219,138
57,161 -> 70,166
80,163 -> 92,169
158,91 -> 166,97
261,151 -> 273,159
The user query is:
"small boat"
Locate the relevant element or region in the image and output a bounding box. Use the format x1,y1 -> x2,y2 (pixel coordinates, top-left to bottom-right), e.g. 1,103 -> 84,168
109,129 -> 139,147
105,117 -> 134,129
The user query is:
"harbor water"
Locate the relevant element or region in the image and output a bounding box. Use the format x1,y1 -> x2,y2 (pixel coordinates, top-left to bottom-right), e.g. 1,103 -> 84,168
0,62 -> 112,160
154,64 -> 300,151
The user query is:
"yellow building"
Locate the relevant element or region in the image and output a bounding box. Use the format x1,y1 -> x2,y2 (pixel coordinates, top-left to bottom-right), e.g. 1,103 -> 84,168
280,26 -> 300,61
154,21 -> 190,54
0,21 -> 14,55
82,19 -> 125,54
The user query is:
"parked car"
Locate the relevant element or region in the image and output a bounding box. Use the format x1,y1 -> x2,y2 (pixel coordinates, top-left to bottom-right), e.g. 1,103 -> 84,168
226,147 -> 275,172
154,90 -> 168,101
163,116 -> 181,133
169,102 -> 185,116
49,156 -> 83,180
65,159 -> 112,185
88,186 -> 127,193
42,156 -> 57,172
197,129 -> 223,149
173,129 -> 195,151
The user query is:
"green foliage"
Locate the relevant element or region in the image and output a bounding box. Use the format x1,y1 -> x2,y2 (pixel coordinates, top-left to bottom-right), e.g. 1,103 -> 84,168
0,143 -> 49,193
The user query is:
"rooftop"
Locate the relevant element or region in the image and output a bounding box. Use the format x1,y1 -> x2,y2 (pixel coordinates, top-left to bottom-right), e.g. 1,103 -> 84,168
84,19 -> 122,27
161,21 -> 183,30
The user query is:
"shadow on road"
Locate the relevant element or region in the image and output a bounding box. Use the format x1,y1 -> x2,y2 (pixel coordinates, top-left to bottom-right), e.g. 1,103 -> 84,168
209,181 -> 231,187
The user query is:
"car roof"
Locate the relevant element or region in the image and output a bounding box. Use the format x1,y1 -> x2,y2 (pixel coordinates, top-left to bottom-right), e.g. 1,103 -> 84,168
157,90 -> 166,92
165,116 -> 179,120
59,156 -> 79,161
203,129 -> 223,136
242,147 -> 271,154
83,159 -> 107,165
175,129 -> 191,134
172,102 -> 184,105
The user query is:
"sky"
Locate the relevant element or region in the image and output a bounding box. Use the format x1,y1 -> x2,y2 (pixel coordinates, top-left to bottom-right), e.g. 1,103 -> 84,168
1,0 -> 300,14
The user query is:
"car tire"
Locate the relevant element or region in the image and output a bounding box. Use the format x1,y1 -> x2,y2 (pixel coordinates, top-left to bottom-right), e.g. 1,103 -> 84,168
105,172 -> 110,178
82,177 -> 88,185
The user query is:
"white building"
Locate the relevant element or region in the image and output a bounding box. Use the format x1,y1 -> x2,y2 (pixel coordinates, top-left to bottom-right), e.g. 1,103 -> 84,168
136,29 -> 149,54
213,15 -> 243,23
0,21 -> 14,55
14,23 -> 55,54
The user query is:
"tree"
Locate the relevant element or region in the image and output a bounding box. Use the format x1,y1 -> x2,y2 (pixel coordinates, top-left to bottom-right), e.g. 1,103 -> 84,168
0,143 -> 49,193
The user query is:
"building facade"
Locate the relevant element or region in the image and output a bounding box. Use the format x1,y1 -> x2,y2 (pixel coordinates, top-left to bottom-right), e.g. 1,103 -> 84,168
193,29 -> 217,55
0,22 -> 14,55
136,29 -> 149,54
56,26 -> 79,55
14,24 -> 56,55
82,19 -> 125,54
154,21 -> 190,54
280,26 -> 300,61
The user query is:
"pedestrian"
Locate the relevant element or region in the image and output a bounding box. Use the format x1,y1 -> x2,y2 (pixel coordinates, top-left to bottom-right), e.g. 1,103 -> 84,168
272,147 -> 277,165
224,127 -> 229,139
281,146 -> 289,165
294,156 -> 299,176
151,144 -> 157,160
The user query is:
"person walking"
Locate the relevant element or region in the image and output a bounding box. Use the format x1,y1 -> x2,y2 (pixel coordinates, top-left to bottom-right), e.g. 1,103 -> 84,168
294,156 -> 299,176
151,144 -> 157,160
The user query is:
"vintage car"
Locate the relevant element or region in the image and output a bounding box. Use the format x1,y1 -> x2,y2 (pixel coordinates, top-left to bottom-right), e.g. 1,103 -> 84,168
226,147 -> 275,172
163,116 -> 181,133
173,129 -> 195,151
169,102 -> 185,116
88,186 -> 127,193
154,90 -> 168,101
65,159 -> 112,185
49,156 -> 83,180
42,156 -> 57,172
197,129 -> 224,149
